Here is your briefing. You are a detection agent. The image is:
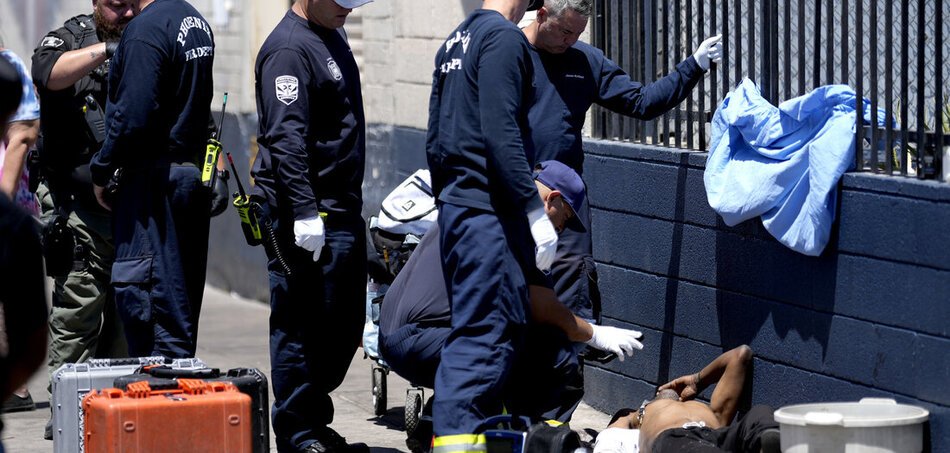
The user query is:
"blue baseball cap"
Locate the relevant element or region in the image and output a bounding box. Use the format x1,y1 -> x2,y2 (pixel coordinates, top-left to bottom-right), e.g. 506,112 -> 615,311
334,0 -> 373,8
534,160 -> 587,227
527,0 -> 545,11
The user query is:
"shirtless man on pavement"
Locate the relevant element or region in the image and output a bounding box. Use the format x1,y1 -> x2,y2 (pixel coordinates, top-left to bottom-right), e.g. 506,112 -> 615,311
636,345 -> 780,453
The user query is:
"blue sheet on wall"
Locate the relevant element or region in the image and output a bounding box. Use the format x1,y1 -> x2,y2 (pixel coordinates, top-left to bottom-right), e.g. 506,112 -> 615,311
705,78 -> 886,256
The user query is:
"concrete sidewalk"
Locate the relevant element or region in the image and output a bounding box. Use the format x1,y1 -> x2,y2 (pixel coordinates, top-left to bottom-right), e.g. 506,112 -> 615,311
2,285 -> 611,452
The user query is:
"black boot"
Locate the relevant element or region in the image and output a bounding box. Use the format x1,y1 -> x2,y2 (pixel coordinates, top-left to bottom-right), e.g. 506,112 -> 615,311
303,427 -> 370,453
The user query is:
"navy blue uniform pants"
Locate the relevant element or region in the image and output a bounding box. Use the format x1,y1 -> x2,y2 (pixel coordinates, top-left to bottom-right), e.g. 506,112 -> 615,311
550,196 -> 599,322
381,321 -> 581,423
266,208 -> 366,452
379,322 -> 449,389
111,165 -> 209,358
434,202 -> 535,436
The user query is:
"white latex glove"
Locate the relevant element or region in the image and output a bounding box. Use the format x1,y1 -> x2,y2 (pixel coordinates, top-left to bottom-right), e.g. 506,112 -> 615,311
527,206 -> 558,272
586,325 -> 644,361
294,215 -> 325,261
693,34 -> 723,71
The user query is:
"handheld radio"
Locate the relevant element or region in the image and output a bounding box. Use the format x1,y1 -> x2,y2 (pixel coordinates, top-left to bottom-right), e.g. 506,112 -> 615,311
225,151 -> 293,275
201,93 -> 228,187
225,150 -> 262,246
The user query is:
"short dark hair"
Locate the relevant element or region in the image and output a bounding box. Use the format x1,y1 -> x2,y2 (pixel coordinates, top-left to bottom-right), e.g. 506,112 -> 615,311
608,407 -> 637,426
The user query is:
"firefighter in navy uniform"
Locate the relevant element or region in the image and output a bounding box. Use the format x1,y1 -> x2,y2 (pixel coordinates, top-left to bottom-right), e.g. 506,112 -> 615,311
89,0 -> 215,359
424,0 -> 565,451
30,1 -> 137,438
252,0 -> 373,452
521,0 -> 722,324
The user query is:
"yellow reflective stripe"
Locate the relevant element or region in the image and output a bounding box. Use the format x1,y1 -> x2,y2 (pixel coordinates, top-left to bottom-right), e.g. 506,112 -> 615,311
432,434 -> 487,453
544,419 -> 564,427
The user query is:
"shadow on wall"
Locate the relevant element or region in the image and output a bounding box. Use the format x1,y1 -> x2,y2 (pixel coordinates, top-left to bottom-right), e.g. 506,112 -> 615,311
711,197 -> 841,363
655,153 -> 689,386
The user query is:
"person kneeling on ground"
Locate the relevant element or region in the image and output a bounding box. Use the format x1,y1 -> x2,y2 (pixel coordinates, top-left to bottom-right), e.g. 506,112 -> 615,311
379,160 -> 645,423
594,345 -> 780,453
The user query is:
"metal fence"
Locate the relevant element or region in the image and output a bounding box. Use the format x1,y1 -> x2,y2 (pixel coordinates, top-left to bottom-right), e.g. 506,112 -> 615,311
590,0 -> 949,179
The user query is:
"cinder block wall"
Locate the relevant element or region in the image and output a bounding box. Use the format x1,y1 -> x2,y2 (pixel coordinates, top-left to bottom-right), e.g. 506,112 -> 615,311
361,1 -> 484,214
577,138 -> 950,452
375,126 -> 950,451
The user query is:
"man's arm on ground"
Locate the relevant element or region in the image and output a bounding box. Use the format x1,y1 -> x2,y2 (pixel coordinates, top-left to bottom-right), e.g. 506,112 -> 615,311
658,344 -> 752,425
528,284 -> 592,342
702,345 -> 753,426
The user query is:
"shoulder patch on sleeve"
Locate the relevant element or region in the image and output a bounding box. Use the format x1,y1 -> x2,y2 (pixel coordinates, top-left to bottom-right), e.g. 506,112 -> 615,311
275,75 -> 298,105
40,36 -> 65,49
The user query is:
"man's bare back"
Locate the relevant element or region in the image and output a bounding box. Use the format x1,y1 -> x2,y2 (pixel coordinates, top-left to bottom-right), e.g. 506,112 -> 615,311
638,399 -> 722,453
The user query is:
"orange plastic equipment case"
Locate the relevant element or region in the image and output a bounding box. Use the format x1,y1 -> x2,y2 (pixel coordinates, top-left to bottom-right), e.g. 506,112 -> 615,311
82,378 -> 252,453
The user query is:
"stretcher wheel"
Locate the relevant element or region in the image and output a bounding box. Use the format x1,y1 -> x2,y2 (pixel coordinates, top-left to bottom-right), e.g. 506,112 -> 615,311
406,391 -> 433,453
405,390 -> 422,436
371,364 -> 388,416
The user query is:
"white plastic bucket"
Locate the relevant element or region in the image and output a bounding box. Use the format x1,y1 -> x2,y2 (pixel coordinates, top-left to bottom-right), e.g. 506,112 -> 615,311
773,398 -> 929,453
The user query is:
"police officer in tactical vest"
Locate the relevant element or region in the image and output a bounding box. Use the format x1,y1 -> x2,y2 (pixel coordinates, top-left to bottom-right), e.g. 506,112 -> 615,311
30,0 -> 136,438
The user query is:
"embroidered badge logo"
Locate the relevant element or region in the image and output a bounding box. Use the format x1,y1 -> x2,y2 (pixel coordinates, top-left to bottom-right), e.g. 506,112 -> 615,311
327,58 -> 343,81
41,36 -> 65,48
275,75 -> 298,105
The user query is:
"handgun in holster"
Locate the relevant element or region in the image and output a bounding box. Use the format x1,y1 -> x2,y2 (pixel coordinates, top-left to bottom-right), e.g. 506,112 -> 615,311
83,94 -> 107,145
41,213 -> 76,277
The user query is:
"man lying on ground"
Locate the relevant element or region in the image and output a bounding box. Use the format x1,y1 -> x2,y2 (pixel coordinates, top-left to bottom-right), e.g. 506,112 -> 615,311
595,345 -> 781,453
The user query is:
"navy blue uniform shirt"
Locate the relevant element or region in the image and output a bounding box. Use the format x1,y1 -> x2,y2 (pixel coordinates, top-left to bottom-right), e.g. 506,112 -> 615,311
426,9 -> 543,216
378,224 -> 450,338
529,41 -> 703,172
90,0 -> 214,185
379,223 -> 550,338
252,11 -> 365,220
